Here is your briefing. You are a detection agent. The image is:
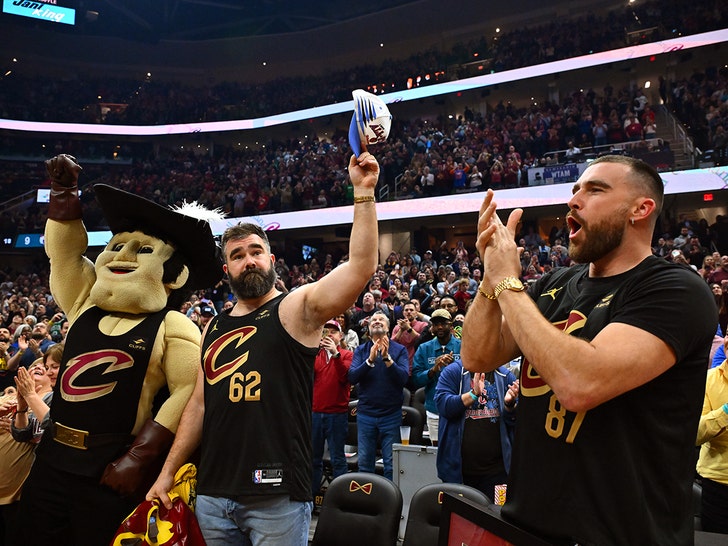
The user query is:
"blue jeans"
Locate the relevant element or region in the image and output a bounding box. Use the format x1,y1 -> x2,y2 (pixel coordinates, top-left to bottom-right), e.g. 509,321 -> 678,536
312,411 -> 349,495
195,494 -> 312,546
356,409 -> 401,480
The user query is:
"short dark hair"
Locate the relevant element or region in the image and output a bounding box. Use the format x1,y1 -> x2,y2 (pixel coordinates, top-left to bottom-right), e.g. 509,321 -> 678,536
221,223 -> 271,254
590,155 -> 664,216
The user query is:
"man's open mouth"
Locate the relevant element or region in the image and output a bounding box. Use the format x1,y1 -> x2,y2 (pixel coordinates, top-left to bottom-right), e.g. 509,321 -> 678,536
567,215 -> 583,238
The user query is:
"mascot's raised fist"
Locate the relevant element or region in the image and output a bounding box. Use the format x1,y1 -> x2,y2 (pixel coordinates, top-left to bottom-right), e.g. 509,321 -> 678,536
45,154 -> 83,221
45,154 -> 82,188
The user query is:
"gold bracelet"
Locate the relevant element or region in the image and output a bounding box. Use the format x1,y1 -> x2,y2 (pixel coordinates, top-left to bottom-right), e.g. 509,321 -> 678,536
353,195 -> 375,204
478,283 -> 496,300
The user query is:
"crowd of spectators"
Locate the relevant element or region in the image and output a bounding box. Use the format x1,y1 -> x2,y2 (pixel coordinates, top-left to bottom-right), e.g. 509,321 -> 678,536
4,64 -> 725,241
1,210 -> 725,389
0,0 -> 725,230
0,212 -> 725,499
670,68 -> 728,151
0,0 -> 724,126
3,208 -> 726,343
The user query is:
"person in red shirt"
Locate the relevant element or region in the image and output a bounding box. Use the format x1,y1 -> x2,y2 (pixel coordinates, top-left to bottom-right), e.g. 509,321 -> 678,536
708,256 -> 728,286
391,301 -> 428,370
311,320 -> 353,499
623,114 -> 643,142
453,279 -> 472,314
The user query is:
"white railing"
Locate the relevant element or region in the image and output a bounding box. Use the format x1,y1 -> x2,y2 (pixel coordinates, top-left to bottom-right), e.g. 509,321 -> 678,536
657,105 -> 696,167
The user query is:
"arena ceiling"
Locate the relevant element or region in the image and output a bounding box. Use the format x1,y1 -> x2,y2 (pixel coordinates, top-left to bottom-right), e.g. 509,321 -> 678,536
75,0 -> 421,41
4,0 -> 615,79
3,0 -> 578,42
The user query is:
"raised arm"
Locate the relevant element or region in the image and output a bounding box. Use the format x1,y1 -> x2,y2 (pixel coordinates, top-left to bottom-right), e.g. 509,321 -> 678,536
388,343 -> 411,389
435,362 -> 474,419
332,350 -> 353,385
460,190 -> 522,370
44,155 -> 96,323
411,346 -> 434,389
283,152 -> 380,341
348,345 -> 372,385
12,366 -> 50,432
5,336 -> 28,372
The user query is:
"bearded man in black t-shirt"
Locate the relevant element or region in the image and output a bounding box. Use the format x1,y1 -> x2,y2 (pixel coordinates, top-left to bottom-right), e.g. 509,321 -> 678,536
462,155 -> 715,545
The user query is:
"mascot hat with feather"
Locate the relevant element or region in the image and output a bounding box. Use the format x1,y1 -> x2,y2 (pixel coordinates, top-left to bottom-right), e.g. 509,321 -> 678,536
94,184 -> 223,291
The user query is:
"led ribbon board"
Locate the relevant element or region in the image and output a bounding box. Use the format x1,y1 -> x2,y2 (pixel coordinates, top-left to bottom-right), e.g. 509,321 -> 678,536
1,29 -> 727,136
3,0 -> 76,26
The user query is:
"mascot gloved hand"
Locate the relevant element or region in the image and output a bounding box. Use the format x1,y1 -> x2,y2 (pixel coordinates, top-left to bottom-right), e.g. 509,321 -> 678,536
46,153 -> 82,220
101,418 -> 175,498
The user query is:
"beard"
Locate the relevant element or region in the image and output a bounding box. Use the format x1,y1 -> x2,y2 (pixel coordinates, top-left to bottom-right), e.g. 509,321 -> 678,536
568,208 -> 628,264
229,263 -> 277,300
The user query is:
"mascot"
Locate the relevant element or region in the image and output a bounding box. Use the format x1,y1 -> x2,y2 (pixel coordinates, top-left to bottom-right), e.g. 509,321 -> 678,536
17,154 -> 223,546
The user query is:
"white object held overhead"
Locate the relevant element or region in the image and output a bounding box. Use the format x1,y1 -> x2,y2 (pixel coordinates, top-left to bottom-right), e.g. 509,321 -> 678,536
348,89 -> 392,157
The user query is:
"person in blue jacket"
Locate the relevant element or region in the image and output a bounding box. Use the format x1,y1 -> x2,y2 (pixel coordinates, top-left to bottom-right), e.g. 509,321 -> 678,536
712,325 -> 725,368
348,311 -> 409,480
435,359 -> 518,502
412,309 -> 461,445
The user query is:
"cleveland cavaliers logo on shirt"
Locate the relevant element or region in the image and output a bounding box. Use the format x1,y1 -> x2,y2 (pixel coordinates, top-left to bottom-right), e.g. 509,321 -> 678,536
61,349 -> 134,402
520,358 -> 551,397
521,310 -> 587,397
204,326 -> 257,385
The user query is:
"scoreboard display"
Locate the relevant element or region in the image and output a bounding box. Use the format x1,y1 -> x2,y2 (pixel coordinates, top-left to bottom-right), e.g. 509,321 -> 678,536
3,0 -> 76,26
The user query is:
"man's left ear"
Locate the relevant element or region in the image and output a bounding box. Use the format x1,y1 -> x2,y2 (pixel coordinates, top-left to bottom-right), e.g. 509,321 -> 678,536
633,197 -> 656,223
166,265 -> 190,290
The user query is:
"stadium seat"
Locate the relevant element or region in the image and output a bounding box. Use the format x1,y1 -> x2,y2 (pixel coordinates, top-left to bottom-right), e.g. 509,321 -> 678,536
312,472 -> 403,546
402,483 -> 489,546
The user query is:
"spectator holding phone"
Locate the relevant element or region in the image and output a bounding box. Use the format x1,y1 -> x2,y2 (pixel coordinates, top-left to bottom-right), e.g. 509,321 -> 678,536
391,301 -> 428,373
311,320 -> 353,499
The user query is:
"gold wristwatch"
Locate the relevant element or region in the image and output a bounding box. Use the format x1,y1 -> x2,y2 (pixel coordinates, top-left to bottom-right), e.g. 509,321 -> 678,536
493,276 -> 526,299
480,277 -> 527,300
